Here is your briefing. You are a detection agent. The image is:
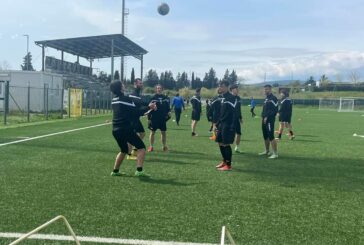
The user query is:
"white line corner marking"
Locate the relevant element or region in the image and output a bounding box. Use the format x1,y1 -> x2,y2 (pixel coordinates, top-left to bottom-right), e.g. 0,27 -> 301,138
0,123 -> 111,147
0,232 -> 217,245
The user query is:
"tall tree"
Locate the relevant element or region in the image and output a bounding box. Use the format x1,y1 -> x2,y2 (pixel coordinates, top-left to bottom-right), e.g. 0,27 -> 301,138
305,76 -> 316,86
191,72 -> 196,89
229,70 -> 238,85
114,70 -> 120,80
203,68 -> 218,89
223,69 -> 230,81
144,69 -> 159,88
21,52 -> 35,71
131,68 -> 135,84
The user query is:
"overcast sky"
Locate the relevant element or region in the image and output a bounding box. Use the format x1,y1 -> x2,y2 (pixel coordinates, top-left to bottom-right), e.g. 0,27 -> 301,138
1,0 -> 364,83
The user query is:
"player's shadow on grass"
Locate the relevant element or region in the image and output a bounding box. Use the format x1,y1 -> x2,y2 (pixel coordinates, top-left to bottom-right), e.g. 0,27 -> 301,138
138,177 -> 199,186
169,150 -> 205,156
293,139 -> 322,143
20,141 -> 117,153
234,155 -> 364,192
296,134 -> 319,138
148,156 -> 194,165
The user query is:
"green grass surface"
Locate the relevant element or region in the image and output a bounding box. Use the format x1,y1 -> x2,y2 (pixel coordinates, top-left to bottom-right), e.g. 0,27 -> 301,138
0,107 -> 363,244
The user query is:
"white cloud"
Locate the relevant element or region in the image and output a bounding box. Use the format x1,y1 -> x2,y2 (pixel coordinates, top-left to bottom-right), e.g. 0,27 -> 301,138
236,51 -> 364,82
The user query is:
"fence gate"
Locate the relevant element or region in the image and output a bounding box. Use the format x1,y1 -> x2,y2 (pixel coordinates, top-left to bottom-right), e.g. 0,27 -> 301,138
0,81 -> 4,113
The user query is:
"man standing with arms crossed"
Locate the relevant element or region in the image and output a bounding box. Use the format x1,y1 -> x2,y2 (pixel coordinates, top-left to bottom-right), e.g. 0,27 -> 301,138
259,85 -> 279,159
191,88 -> 202,136
148,84 -> 171,152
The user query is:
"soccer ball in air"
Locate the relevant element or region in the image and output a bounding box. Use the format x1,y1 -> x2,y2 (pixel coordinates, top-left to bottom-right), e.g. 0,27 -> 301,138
158,3 -> 170,16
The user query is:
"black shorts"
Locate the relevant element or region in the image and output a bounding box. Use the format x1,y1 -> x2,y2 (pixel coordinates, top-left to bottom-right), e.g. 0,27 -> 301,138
216,124 -> 235,145
262,118 -> 275,141
235,120 -> 242,135
191,110 -> 201,121
133,119 -> 145,133
148,119 -> 167,132
112,128 -> 145,154
279,115 -> 291,123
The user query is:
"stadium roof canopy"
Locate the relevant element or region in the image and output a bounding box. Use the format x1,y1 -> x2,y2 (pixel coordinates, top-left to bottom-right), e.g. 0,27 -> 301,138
35,34 -> 148,60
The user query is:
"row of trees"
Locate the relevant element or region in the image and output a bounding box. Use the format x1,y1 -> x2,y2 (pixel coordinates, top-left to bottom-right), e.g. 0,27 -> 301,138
144,68 -> 238,90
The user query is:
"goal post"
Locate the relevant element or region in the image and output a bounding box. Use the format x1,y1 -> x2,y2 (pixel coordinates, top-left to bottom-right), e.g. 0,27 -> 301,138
338,97 -> 355,112
220,226 -> 236,245
9,215 -> 80,245
319,97 -> 364,112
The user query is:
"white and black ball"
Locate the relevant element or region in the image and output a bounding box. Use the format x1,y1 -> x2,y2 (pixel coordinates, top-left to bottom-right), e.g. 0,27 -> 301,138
158,3 -> 170,16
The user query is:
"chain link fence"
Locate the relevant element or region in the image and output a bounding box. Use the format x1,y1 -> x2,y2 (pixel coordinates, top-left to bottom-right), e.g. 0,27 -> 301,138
0,82 -> 112,125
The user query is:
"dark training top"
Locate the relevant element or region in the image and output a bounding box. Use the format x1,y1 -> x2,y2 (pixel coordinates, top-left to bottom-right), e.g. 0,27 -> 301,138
279,97 -> 293,118
209,95 -> 223,123
128,88 -> 149,121
111,94 -> 149,130
190,95 -> 202,113
261,93 -> 278,119
218,92 -> 237,128
234,95 -> 242,121
149,94 -> 170,120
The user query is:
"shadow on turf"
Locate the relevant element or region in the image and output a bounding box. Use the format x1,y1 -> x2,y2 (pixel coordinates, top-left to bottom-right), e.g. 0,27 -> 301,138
232,154 -> 364,192
138,177 -> 199,186
296,134 -> 319,138
288,139 -> 322,143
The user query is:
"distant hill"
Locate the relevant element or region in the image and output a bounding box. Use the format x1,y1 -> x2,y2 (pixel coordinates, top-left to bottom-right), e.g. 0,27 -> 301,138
245,80 -> 303,87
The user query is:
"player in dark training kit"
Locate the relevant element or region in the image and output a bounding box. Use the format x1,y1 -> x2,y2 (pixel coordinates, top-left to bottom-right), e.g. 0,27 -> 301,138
208,88 -> 223,140
230,84 -> 243,153
127,78 -> 147,159
148,84 -> 171,152
109,80 -> 156,177
259,84 -> 279,159
190,88 -> 202,136
276,90 -> 295,140
215,81 -> 237,171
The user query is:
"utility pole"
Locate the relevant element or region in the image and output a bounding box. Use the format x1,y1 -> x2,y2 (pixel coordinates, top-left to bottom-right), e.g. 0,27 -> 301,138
23,34 -> 29,70
120,0 -> 125,81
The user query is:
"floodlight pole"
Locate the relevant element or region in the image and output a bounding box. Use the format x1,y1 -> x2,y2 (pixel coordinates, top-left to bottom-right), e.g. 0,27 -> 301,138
120,0 -> 125,82
23,34 -> 29,70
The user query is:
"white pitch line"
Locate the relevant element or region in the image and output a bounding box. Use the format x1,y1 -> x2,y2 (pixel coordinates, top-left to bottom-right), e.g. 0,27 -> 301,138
0,232 -> 217,245
354,134 -> 364,138
0,123 -> 111,147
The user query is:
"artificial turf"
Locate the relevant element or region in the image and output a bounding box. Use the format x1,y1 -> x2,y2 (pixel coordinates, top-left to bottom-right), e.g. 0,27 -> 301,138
0,106 -> 363,244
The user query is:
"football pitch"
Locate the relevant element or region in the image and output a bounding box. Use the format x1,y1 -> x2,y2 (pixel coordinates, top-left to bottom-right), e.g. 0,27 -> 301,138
0,106 -> 363,244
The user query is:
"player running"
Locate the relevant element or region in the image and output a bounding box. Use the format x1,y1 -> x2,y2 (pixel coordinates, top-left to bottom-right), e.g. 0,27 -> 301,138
215,81 -> 237,171
259,85 -> 279,159
276,90 -> 295,140
148,84 -> 171,152
171,93 -> 185,126
190,88 -> 202,136
109,80 -> 156,177
230,84 -> 243,153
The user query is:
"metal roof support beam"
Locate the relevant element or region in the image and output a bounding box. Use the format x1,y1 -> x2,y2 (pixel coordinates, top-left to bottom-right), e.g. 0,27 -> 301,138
111,39 -> 114,83
42,45 -> 45,72
89,60 -> 93,76
61,51 -> 64,72
140,55 -> 144,80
